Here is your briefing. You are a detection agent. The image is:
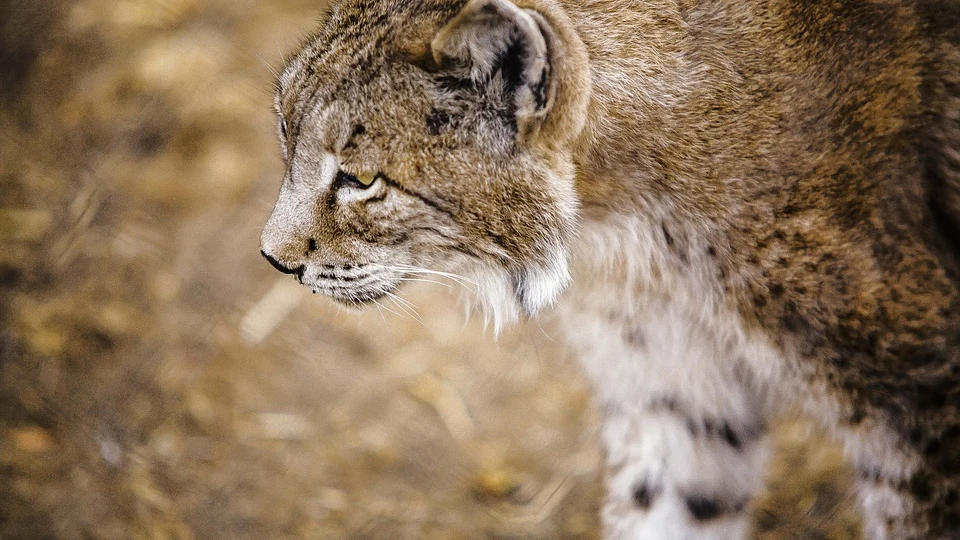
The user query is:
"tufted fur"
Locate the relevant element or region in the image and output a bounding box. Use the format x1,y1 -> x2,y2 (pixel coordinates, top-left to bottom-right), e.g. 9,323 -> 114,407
261,0 -> 960,537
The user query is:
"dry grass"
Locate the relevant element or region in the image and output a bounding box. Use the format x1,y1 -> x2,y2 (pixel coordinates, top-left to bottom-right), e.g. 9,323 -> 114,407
1,1 -> 860,538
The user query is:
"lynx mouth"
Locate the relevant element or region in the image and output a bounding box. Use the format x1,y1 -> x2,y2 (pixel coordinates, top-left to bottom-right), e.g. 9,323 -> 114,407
299,265 -> 402,309
323,287 -> 392,308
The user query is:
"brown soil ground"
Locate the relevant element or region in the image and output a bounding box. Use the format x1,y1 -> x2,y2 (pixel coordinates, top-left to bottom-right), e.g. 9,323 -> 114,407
1,1 -> 862,538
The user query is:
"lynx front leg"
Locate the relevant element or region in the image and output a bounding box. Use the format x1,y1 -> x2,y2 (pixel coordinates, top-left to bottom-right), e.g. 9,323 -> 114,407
600,396 -> 770,540
561,282 -> 776,539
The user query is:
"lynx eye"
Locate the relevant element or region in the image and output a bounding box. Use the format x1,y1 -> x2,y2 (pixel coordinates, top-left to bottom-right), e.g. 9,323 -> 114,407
335,170 -> 378,190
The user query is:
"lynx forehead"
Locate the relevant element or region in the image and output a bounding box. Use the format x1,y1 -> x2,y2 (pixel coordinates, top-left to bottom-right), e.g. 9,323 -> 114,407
262,0 -> 960,538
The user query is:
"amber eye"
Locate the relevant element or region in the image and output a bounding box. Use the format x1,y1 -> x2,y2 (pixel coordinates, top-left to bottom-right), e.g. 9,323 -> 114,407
335,170 -> 378,189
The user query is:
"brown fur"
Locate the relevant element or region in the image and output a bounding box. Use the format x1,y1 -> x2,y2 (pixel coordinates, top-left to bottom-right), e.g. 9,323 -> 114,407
262,0 -> 960,536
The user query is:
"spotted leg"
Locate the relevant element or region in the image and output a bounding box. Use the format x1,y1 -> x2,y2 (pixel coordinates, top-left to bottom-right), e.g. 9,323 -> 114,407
562,290 -> 774,540
600,390 -> 770,540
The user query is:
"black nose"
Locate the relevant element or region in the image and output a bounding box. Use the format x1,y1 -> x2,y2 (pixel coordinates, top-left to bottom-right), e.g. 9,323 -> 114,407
261,250 -> 302,276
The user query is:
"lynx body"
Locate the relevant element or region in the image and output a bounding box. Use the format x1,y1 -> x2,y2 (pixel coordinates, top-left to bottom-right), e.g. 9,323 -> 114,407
261,1 -> 960,537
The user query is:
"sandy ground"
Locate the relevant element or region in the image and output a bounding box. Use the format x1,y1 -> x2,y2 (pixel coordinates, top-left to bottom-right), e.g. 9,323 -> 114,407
1,1 -> 862,538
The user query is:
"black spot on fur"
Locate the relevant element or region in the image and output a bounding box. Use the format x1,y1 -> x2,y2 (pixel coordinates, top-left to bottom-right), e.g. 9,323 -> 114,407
910,428 -> 925,444
624,327 -> 646,347
719,423 -> 742,450
649,397 -> 680,413
134,129 -> 166,156
307,238 -> 317,252
661,222 -> 674,246
0,264 -> 22,288
858,467 -> 883,483
633,482 -> 660,510
685,496 -> 722,521
911,474 -> 933,500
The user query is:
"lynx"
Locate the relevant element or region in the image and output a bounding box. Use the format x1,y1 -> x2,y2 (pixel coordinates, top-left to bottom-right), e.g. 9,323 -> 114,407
260,0 -> 960,537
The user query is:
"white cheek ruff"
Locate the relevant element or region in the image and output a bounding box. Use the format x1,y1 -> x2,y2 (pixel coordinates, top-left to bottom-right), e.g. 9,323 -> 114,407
459,245 -> 571,335
461,266 -> 521,335
514,246 -> 571,316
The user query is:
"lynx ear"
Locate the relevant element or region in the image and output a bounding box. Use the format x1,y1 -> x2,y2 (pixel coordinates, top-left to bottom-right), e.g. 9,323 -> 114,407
432,0 -> 554,128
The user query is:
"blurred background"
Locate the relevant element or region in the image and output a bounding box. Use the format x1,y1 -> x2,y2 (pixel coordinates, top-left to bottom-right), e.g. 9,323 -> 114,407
0,0 -> 862,538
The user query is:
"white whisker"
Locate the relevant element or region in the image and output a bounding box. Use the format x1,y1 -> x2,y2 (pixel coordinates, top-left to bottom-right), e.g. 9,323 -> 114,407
372,298 -> 406,320
395,267 -> 477,286
372,300 -> 388,323
384,292 -> 425,326
256,53 -> 282,79
391,294 -> 423,320
396,277 -> 455,289
369,263 -> 477,287
535,317 -> 557,343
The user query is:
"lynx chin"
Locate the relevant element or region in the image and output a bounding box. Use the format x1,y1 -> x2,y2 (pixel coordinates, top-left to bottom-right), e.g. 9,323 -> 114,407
260,0 -> 960,537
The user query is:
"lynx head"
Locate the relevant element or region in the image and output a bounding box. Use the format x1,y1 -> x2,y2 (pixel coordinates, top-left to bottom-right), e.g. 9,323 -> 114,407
260,0 -> 590,329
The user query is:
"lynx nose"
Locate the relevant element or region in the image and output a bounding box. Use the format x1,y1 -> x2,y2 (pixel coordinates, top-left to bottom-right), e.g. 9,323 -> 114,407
260,250 -> 303,276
